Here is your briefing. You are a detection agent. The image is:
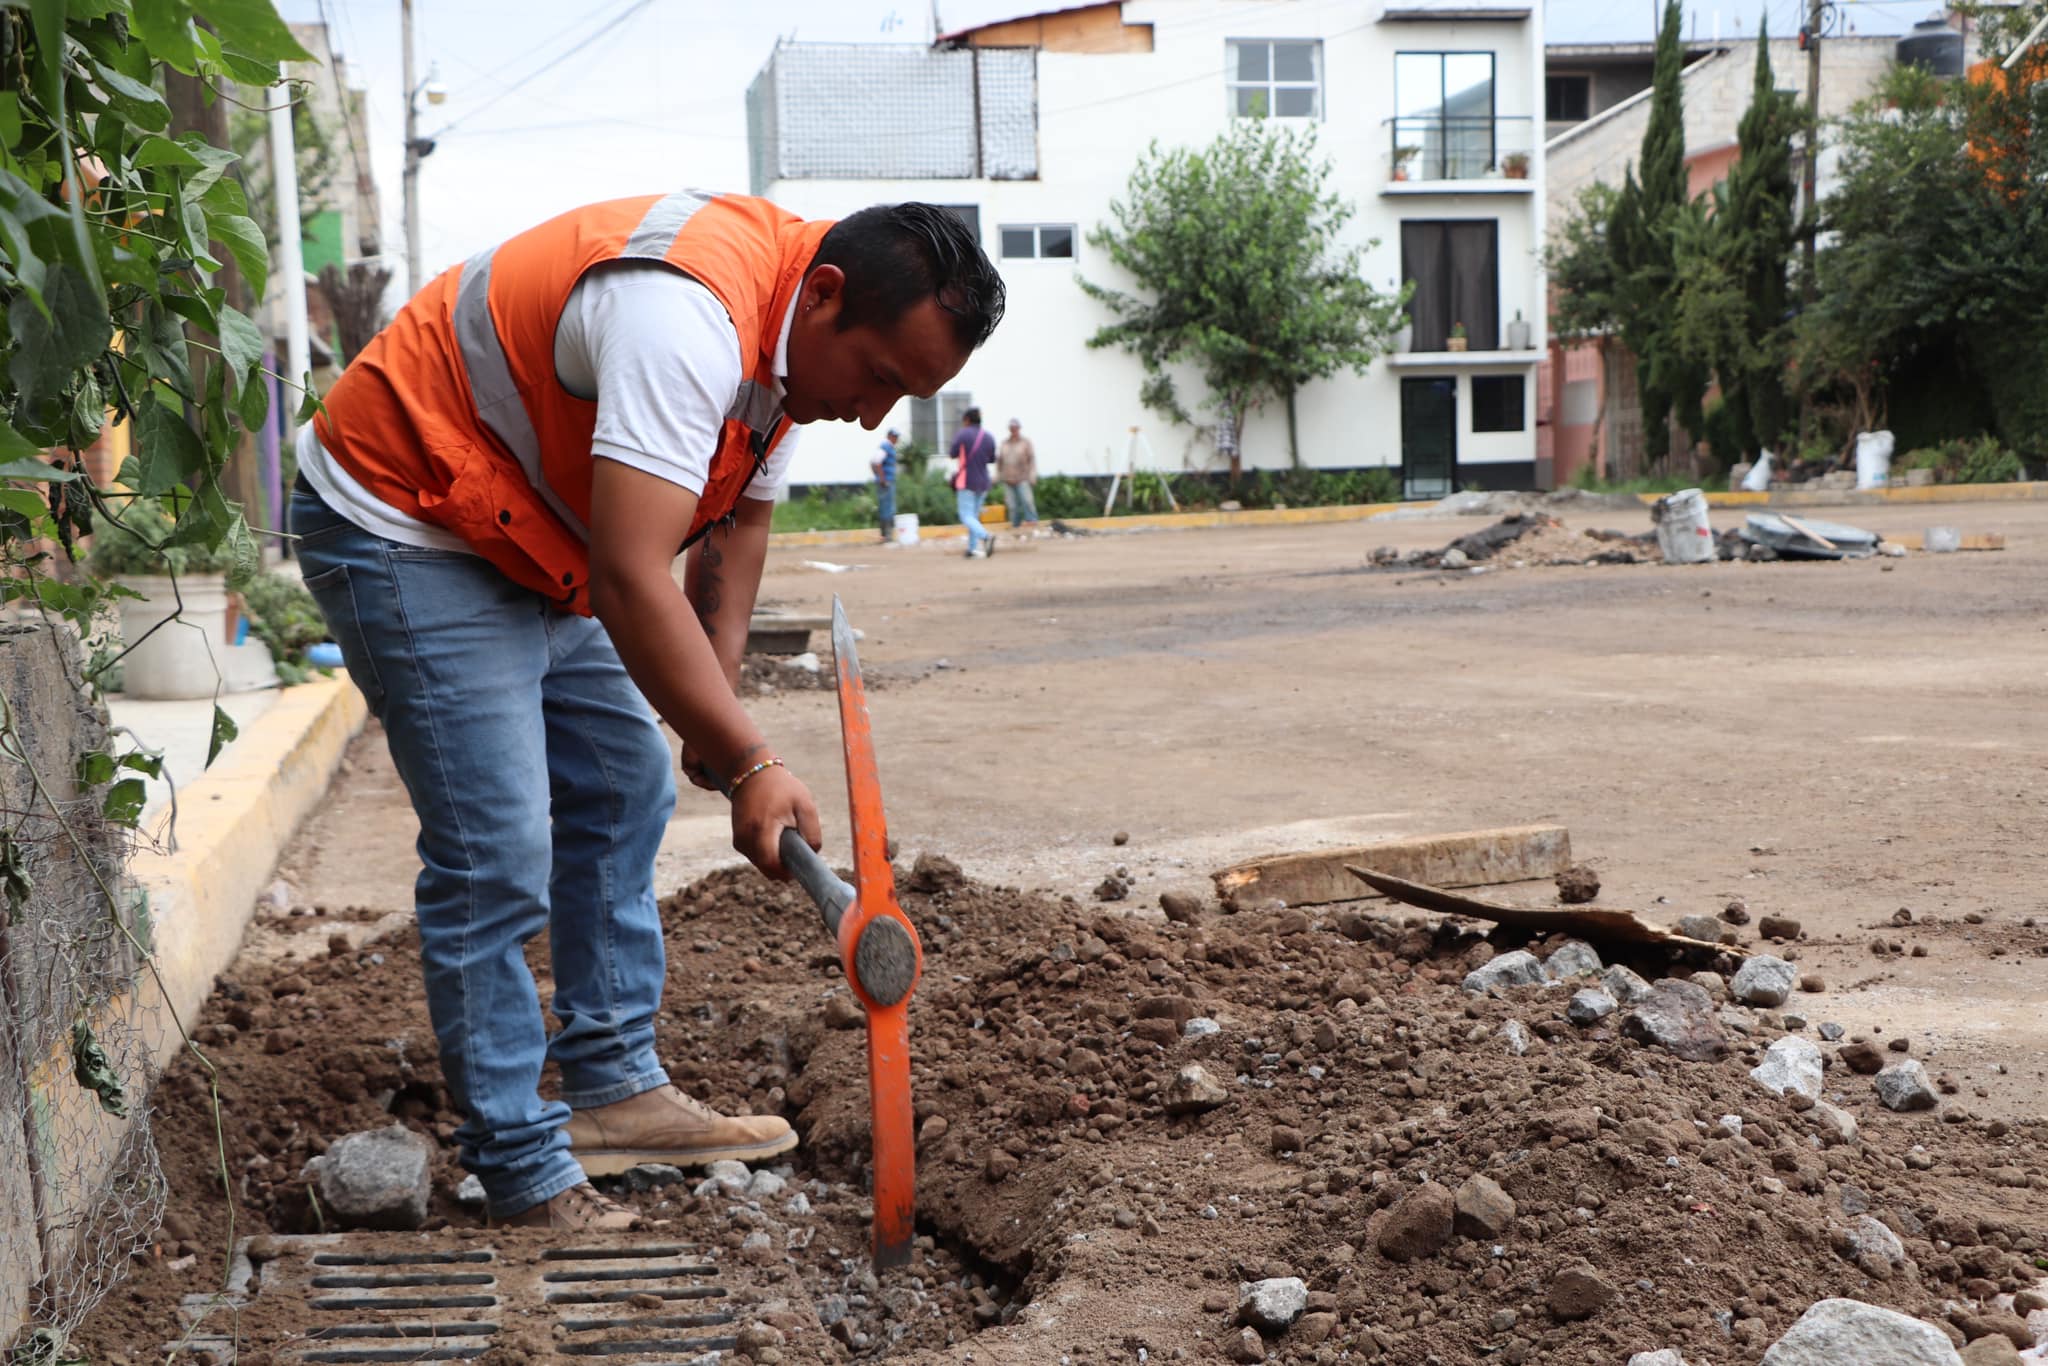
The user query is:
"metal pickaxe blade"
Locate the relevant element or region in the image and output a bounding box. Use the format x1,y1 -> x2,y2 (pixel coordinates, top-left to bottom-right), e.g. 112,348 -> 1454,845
776,595 -> 922,1270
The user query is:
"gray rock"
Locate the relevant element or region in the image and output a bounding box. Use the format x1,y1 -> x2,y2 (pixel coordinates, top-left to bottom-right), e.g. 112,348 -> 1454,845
1236,1277 -> 1308,1331
1165,1062 -> 1230,1115
1442,546 -> 1471,570
1621,978 -> 1730,1061
455,1173 -> 485,1206
306,1124 -> 433,1231
1841,1215 -> 1907,1276
1183,1016 -> 1221,1040
1874,1059 -> 1939,1112
705,1159 -> 751,1195
1452,1174 -> 1516,1239
1808,1100 -> 1858,1146
747,1169 -> 787,1199
1750,1036 -> 1825,1100
1567,988 -> 1618,1025
1690,970 -> 1729,999
1759,1298 -> 1961,1366
622,1163 -> 686,1192
1676,914 -> 1724,943
1463,950 -> 1546,995
1732,954 -> 1799,1007
1819,1022 -> 1845,1041
1543,940 -> 1604,981
1498,1020 -> 1536,1056
1627,1353 -> 1691,1366
1602,965 -> 1654,1005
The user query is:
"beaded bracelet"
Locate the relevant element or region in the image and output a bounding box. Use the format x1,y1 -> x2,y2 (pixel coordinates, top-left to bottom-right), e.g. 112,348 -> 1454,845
724,757 -> 785,799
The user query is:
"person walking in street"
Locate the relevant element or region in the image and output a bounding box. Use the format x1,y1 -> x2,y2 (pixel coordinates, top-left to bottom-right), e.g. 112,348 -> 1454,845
290,193 -> 1004,1231
871,427 -> 900,542
950,406 -> 997,558
998,417 -> 1038,529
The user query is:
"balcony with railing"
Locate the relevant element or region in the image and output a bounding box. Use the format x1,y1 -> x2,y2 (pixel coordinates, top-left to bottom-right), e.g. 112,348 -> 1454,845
1384,115 -> 1536,190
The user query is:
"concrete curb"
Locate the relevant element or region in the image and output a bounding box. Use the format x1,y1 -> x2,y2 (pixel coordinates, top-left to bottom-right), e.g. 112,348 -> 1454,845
768,482 -> 2048,549
128,676 -> 368,1067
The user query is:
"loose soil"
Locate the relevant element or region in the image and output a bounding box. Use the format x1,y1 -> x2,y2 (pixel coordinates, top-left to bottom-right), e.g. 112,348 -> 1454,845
73,499 -> 2048,1362
77,856 -> 2048,1363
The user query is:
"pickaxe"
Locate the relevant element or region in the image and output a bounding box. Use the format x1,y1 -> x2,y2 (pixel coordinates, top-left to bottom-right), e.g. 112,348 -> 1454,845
777,597 -> 923,1270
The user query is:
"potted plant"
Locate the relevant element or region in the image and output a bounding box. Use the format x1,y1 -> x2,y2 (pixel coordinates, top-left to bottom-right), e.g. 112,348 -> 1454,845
1447,321 -> 1469,353
1392,145 -> 1421,181
88,500 -> 237,699
1506,309 -> 1532,350
1502,152 -> 1530,180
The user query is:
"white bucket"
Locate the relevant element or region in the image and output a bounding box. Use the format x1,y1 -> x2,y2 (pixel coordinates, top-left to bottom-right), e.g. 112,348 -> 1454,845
1654,488 -> 1717,565
115,574 -> 230,699
892,513 -> 920,546
1855,431 -> 1895,489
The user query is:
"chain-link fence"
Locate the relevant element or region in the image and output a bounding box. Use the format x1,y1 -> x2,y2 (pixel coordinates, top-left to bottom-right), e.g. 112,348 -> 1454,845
748,42 -> 1038,195
0,622 -> 166,1354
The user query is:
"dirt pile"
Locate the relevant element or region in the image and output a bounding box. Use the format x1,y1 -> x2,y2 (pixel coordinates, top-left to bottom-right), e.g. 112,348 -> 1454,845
78,863 -> 2048,1364
1374,514 -> 1655,571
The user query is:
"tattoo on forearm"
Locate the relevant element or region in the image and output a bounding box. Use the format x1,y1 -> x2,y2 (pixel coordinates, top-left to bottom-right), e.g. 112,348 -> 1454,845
691,541 -> 724,637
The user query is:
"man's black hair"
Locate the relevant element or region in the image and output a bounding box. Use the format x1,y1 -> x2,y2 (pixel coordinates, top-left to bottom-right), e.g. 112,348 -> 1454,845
962,407 -> 982,426
812,203 -> 1006,352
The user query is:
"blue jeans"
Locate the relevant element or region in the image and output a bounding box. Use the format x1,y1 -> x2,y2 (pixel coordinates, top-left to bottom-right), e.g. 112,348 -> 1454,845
289,485 -> 675,1217
955,487 -> 990,553
877,480 -> 896,537
1003,481 -> 1038,526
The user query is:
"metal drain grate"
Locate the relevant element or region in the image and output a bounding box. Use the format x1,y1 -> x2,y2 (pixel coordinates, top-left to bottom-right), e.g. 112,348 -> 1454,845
174,1234 -> 742,1364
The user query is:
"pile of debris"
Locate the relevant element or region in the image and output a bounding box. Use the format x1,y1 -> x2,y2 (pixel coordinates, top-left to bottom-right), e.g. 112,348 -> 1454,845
1373,513 -> 1655,571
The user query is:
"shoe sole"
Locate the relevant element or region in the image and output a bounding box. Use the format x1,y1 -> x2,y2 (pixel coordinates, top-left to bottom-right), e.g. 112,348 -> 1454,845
571,1129 -> 799,1176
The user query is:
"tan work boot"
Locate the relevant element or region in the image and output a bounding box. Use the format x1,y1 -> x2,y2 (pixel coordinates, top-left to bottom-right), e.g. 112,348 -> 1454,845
565,1085 -> 797,1176
491,1181 -> 637,1231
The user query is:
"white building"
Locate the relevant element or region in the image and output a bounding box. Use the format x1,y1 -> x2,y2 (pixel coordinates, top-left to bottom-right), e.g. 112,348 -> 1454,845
748,0 -> 1549,498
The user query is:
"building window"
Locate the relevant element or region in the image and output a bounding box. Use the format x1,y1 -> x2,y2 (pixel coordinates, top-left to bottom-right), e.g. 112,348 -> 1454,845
1393,52 -> 1498,179
999,224 -> 1076,260
1471,375 -> 1527,432
911,390 -> 975,452
1546,73 -> 1591,123
1400,220 -> 1500,352
1227,40 -> 1322,118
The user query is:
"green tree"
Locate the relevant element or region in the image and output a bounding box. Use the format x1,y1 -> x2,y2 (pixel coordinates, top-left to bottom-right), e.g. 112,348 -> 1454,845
1080,121 -> 1410,477
1608,0 -> 1708,456
1547,182 -> 1624,339
0,1 -> 307,631
1666,18 -> 1799,465
1797,52 -> 2048,457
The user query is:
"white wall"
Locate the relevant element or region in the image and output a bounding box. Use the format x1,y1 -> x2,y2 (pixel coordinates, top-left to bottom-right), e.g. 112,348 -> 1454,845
767,0 -> 1547,490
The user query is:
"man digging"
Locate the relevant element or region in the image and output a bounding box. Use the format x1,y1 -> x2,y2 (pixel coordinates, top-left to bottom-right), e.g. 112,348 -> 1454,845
290,195 -> 1004,1229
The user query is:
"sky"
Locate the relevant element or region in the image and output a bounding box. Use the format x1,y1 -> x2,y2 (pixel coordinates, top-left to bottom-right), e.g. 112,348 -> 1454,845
276,0 -> 1931,292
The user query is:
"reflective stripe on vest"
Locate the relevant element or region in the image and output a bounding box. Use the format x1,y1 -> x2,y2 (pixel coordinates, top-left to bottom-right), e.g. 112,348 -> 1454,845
453,188 -> 788,530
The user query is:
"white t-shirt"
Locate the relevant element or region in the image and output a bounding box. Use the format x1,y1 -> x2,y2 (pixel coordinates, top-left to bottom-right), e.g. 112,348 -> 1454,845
296,262 -> 801,552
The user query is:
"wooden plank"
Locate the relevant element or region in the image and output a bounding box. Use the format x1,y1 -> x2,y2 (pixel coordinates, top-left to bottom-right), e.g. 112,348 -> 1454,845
1776,512 -> 1838,551
1213,824 -> 1572,911
1887,532 -> 2005,552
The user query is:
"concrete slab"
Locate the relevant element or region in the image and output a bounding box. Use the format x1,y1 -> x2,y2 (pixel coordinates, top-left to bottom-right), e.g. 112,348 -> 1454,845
108,688 -> 279,836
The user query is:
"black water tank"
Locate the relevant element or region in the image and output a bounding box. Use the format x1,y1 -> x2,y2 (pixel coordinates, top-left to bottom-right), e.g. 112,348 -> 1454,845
1897,18 -> 1965,76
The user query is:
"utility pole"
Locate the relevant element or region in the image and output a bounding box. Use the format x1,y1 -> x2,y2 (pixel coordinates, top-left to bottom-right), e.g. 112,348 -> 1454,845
1801,0 -> 1822,303
402,0 -> 424,295
270,67 -> 312,438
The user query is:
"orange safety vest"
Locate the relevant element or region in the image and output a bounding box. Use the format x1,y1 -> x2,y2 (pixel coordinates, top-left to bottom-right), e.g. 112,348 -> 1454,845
314,192 -> 836,613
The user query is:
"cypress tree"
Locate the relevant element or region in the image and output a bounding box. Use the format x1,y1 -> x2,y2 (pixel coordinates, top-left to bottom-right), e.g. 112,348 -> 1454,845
1718,17 -> 1799,455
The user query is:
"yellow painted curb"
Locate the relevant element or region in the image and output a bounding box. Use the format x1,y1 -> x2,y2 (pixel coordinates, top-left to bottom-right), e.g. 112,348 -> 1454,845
128,677 -> 368,1072
769,481 -> 2048,549
1640,482 -> 2048,509
769,501 -> 1407,548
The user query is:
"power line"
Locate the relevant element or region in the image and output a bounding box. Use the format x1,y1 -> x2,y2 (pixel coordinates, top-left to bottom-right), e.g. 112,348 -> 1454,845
429,0 -> 660,137
438,0 -> 646,96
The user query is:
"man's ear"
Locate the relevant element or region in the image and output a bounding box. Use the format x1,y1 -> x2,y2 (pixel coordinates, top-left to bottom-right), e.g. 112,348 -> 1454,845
800,263 -> 845,325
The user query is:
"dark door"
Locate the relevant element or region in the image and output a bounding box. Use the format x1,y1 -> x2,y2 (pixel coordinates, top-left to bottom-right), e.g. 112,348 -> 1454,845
1401,377 -> 1458,500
